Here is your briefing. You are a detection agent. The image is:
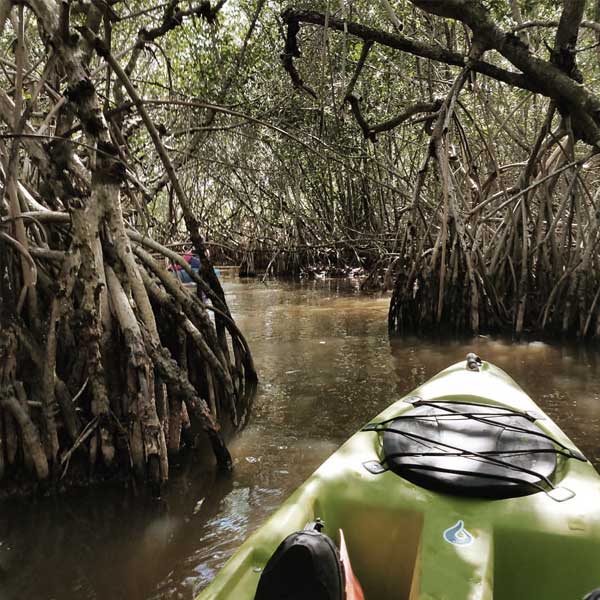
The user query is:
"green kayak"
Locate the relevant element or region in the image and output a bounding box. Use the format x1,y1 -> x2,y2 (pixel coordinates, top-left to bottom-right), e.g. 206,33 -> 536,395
197,357 -> 600,600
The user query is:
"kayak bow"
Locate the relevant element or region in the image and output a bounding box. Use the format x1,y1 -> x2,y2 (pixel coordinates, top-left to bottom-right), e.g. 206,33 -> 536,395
197,358 -> 600,599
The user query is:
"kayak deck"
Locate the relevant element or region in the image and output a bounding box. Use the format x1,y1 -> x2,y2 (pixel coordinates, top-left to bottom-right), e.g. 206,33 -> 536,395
197,360 -> 600,599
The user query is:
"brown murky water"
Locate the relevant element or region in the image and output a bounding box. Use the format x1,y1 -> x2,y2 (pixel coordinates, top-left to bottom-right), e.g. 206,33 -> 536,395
2,277 -> 600,600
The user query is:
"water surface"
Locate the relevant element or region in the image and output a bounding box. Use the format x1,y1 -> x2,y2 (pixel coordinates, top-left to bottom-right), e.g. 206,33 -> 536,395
2,278 -> 600,600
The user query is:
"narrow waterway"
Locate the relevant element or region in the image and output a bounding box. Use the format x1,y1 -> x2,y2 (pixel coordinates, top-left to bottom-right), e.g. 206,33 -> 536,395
2,277 -> 600,600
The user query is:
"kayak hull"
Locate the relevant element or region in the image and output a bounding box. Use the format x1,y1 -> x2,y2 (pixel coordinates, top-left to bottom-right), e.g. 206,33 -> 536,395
197,360 -> 600,600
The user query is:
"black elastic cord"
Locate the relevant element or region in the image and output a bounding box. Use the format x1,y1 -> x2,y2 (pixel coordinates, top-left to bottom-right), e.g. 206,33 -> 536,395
363,401 -> 584,461
384,462 -> 549,495
414,400 -> 579,457
384,447 -> 576,460
376,425 -> 556,489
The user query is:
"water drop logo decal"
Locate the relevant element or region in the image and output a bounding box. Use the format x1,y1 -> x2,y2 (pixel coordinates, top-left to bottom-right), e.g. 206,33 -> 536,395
443,520 -> 473,546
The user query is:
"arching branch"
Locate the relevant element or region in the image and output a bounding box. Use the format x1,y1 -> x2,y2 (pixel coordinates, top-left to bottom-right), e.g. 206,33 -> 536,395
282,8 -> 541,93
283,4 -> 600,146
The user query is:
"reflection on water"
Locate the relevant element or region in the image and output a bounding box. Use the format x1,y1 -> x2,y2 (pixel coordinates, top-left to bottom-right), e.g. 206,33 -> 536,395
1,278 -> 600,600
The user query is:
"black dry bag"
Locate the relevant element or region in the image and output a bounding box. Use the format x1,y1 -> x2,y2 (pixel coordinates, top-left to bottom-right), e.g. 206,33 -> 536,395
254,527 -> 344,600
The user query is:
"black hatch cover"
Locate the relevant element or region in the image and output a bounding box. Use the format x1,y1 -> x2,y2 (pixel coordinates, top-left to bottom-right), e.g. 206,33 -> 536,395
381,401 -> 558,499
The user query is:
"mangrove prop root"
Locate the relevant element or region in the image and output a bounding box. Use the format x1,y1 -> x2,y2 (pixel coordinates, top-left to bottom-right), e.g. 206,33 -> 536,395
0,0 -> 253,495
